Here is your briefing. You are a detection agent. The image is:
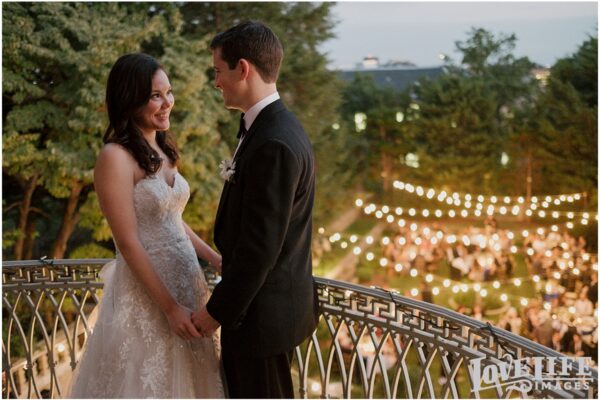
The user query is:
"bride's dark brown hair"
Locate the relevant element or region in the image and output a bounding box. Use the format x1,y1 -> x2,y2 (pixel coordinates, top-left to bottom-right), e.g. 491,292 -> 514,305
103,53 -> 179,174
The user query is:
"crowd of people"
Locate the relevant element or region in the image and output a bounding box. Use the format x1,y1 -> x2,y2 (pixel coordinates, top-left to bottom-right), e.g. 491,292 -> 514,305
318,216 -> 598,364
446,224 -> 598,364
380,218 -> 516,281
512,229 -> 597,363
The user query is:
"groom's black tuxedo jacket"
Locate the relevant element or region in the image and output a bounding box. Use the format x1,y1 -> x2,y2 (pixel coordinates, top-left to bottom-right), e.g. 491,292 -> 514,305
207,100 -> 318,357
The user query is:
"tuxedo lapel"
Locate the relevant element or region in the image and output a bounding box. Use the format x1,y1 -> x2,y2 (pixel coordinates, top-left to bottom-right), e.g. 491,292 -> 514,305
233,100 -> 286,162
215,100 -> 287,242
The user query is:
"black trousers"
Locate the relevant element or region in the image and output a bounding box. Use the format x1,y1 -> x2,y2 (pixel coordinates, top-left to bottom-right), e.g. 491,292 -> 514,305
222,346 -> 294,398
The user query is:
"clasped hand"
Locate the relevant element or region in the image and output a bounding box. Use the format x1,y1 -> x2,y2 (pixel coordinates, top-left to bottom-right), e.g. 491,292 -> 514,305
191,306 -> 220,337
166,304 -> 219,340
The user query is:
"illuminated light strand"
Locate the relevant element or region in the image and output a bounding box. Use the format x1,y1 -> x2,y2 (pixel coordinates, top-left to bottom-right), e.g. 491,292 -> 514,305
358,201 -> 594,228
392,180 -> 586,205
389,184 -> 595,220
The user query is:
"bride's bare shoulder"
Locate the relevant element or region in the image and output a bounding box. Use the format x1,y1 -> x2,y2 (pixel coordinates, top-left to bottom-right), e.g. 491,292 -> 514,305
95,143 -> 141,184
96,143 -> 142,172
97,143 -> 136,164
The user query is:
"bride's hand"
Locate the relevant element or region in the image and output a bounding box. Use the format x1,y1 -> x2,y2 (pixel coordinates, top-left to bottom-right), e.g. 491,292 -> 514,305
210,254 -> 222,273
166,303 -> 201,340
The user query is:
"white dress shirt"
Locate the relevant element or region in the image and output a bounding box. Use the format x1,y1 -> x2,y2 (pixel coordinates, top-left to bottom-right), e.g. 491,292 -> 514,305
243,91 -> 280,131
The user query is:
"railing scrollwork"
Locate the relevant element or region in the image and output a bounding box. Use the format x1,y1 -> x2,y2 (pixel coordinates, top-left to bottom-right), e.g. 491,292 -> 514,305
3,259 -> 597,399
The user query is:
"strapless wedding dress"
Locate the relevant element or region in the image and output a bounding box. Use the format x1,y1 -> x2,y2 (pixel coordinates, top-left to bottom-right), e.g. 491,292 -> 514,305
69,173 -> 224,398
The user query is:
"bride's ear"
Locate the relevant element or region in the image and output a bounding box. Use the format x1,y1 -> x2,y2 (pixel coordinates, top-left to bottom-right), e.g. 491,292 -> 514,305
238,58 -> 251,81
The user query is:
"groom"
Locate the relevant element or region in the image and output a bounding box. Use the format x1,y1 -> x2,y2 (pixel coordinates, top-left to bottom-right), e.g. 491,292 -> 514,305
192,21 -> 318,398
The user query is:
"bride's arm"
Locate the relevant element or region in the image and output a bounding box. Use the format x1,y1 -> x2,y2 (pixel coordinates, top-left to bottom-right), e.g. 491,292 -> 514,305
182,222 -> 222,272
95,144 -> 200,340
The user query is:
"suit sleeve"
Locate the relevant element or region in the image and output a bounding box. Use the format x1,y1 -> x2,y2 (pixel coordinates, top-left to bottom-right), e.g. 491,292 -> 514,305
206,139 -> 300,329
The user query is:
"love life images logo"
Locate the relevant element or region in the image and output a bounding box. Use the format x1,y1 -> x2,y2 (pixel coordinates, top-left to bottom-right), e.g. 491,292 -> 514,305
469,354 -> 594,395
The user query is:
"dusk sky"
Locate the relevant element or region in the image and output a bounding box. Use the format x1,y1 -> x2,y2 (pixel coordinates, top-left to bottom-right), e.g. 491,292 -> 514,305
321,1 -> 598,69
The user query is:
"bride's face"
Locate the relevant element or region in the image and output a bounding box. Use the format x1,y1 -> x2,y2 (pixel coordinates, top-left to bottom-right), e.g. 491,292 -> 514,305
136,69 -> 174,135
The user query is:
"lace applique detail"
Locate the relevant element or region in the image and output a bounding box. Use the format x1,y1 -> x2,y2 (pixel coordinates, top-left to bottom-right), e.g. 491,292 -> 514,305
69,174 -> 224,399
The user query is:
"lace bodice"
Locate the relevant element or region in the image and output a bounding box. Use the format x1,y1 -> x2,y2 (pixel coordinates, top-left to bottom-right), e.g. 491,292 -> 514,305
132,173 -> 189,247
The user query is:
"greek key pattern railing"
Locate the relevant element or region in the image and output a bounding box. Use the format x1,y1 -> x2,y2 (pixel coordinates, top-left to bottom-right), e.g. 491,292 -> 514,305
3,259 -> 598,399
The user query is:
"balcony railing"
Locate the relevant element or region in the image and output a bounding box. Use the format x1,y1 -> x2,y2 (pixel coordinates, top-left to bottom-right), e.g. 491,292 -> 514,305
3,259 -> 597,399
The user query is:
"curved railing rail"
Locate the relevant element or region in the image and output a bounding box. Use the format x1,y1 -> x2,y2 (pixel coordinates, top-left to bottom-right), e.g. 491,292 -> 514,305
3,259 -> 597,399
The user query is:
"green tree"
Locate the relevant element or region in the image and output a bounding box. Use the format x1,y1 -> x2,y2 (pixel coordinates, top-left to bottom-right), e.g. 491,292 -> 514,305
3,3 -> 226,259
3,2 -> 161,259
536,35 -> 597,201
2,2 -> 359,259
409,28 -> 537,193
340,74 -> 412,193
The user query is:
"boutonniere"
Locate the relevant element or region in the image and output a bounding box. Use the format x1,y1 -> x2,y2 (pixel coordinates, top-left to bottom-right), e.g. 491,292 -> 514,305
219,159 -> 236,182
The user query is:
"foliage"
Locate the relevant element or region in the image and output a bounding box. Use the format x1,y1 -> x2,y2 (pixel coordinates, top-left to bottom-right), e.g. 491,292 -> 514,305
339,74 -> 413,193
536,36 -> 598,198
2,2 -> 225,259
2,2 -> 351,259
408,28 -> 538,193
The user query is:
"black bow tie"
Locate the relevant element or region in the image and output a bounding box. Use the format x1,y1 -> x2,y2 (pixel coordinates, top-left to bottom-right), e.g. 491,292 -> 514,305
237,113 -> 247,139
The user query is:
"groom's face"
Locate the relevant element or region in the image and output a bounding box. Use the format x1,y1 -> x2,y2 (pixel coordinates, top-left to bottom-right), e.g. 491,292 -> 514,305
212,48 -> 242,110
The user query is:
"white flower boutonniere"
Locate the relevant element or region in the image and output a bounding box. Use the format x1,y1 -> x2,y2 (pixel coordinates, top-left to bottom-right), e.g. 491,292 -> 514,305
219,159 -> 236,182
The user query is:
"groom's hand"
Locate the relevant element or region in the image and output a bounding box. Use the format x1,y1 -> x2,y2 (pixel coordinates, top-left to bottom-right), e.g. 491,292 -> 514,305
192,306 -> 220,337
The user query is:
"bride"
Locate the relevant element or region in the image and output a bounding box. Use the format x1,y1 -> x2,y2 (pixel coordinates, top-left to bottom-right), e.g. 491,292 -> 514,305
69,53 -> 224,398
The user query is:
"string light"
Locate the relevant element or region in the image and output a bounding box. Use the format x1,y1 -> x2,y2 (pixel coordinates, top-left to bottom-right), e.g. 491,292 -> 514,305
386,182 -> 594,220
392,180 -> 586,206
359,201 -> 594,228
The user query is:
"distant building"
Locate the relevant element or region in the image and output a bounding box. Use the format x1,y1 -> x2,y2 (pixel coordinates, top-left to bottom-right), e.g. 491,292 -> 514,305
531,67 -> 551,86
338,56 -> 445,92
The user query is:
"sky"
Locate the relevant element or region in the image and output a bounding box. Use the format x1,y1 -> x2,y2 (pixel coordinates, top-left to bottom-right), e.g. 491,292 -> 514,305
321,1 -> 598,69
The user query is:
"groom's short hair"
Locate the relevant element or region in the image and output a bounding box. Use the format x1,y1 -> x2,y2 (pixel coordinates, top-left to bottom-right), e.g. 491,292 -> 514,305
211,21 -> 283,83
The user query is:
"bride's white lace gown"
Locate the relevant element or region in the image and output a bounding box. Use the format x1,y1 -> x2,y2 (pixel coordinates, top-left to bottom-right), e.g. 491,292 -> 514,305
69,173 -> 224,398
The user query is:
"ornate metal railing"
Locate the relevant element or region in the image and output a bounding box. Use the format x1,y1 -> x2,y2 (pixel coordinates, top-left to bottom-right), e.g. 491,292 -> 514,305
3,259 -> 598,399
